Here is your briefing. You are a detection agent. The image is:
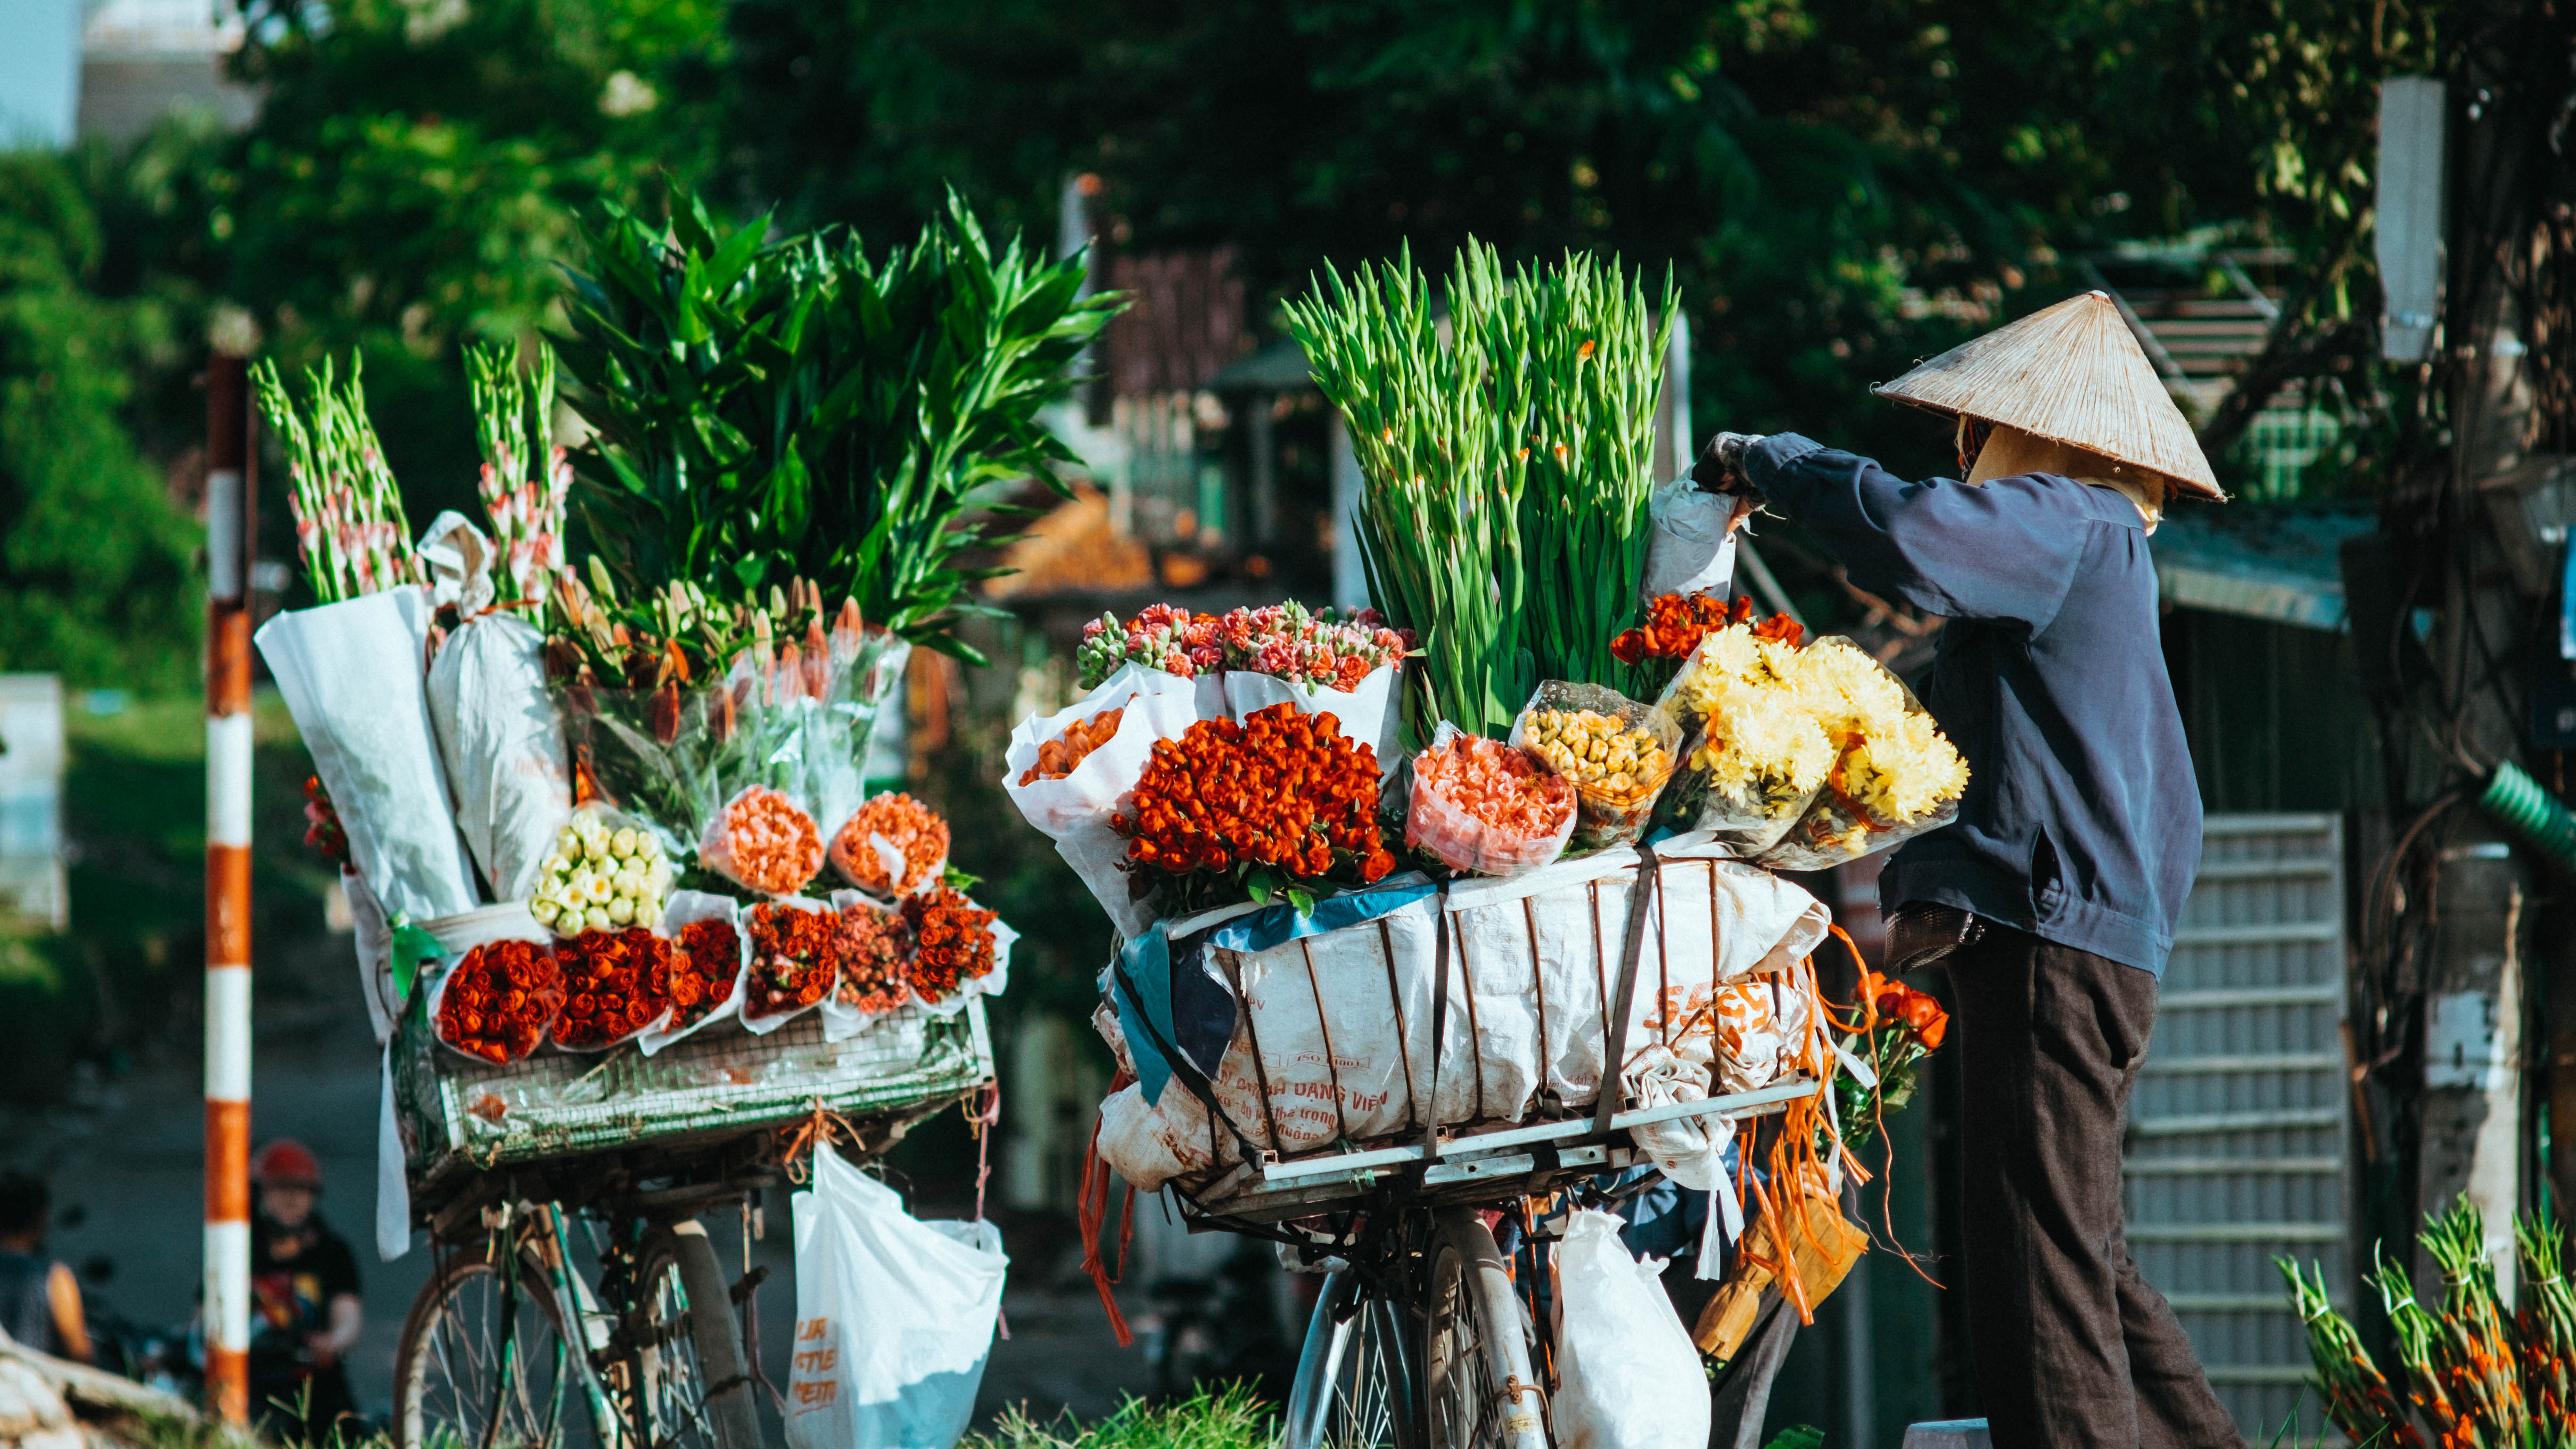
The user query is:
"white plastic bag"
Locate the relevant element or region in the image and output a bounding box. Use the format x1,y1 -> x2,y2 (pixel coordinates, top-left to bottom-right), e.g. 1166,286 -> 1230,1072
1641,479 -> 1744,601
1550,1209 -> 1711,1449
787,1145 -> 1007,1449
347,868 -> 398,1044
257,588 -> 480,925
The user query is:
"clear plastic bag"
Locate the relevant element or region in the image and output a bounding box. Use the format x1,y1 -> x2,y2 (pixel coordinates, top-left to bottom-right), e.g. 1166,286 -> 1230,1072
1404,722 -> 1576,877
825,792 -> 949,900
1509,682 -> 1681,849
1551,1209 -> 1712,1449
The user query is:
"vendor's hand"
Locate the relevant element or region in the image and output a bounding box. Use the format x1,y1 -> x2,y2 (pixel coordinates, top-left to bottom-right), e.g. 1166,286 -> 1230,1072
305,1333 -> 341,1369
1692,432 -> 1765,495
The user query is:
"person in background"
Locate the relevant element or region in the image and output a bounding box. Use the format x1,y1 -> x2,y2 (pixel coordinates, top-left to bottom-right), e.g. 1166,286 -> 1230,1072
248,1139 -> 364,1443
0,1171 -> 92,1362
1692,291 -> 2236,1448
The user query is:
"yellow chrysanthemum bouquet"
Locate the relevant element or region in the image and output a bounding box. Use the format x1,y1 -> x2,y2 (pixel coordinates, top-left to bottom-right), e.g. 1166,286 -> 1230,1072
1651,604 -> 1969,865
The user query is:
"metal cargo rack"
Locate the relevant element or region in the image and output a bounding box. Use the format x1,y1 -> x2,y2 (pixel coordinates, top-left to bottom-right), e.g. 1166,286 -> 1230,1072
1182,1075 -> 1821,1229
391,997 -> 994,1221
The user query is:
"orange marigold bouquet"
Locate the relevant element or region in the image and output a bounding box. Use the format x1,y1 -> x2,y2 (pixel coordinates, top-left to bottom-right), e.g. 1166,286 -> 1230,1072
702,785 -> 826,895
828,792 -> 950,898
551,928 -> 677,1049
1111,703 -> 1395,913
434,938 -> 565,1064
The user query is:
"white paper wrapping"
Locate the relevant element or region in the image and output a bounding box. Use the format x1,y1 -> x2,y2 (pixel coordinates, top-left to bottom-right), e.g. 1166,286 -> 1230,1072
1001,668 -> 1175,940
426,611 -> 571,902
257,589 -> 480,924
1221,663 -> 1398,766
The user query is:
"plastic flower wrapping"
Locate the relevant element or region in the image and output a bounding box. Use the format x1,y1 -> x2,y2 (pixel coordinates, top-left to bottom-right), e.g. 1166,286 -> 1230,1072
703,786 -> 826,896
530,814 -> 670,936
828,792 -> 949,898
1755,636 -> 1970,871
901,886 -> 998,1006
1655,614 -> 1836,851
1510,681 -> 1682,847
1110,703 -> 1394,911
1406,725 -> 1577,876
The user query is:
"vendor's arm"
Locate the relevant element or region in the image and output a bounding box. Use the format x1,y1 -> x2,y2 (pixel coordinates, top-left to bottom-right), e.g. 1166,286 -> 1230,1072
1729,433 -> 2088,629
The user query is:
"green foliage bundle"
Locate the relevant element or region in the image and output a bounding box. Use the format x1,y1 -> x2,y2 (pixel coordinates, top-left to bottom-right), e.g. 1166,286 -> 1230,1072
959,1385 -> 1277,1449
558,190 -> 1117,661
2282,1198 -> 2576,1446
1287,243 -> 1671,741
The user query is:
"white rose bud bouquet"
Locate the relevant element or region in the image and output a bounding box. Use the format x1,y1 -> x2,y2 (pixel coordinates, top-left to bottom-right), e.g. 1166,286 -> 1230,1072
530,812 -> 672,937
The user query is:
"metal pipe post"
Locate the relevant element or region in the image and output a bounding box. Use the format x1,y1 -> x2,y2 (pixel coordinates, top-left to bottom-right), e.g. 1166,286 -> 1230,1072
203,352 -> 255,1424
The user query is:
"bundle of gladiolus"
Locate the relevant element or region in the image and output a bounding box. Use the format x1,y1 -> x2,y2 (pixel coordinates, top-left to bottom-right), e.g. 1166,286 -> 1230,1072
828,793 -> 949,896
1832,965 -> 1949,1149
1216,602 -> 1411,690
550,928 -> 676,1048
1111,704 -> 1395,908
435,940 -> 565,1064
704,786 -> 826,896
1077,603 -> 1221,686
901,886 -> 999,1006
833,901 -> 912,1015
666,917 -> 742,1031
742,901 -> 837,1020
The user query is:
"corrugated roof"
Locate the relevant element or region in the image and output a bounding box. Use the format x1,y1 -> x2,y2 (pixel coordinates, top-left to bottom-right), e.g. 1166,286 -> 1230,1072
2149,504 -> 2374,631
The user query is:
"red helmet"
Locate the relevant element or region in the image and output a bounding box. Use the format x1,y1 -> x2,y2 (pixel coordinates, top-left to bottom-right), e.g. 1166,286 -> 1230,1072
251,1139 -> 323,1189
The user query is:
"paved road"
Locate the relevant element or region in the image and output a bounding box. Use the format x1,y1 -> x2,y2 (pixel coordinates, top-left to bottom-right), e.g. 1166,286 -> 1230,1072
6,938 -> 1172,1433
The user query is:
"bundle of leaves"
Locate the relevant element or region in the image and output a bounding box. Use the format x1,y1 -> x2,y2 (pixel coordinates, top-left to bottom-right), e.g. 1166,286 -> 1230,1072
558,188 -> 1120,662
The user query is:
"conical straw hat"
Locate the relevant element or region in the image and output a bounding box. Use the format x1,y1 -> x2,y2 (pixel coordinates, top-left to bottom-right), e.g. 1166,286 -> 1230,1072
1872,291 -> 2223,500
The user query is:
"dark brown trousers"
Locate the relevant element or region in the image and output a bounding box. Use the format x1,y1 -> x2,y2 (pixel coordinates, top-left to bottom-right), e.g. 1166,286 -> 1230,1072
1943,922 -> 2239,1449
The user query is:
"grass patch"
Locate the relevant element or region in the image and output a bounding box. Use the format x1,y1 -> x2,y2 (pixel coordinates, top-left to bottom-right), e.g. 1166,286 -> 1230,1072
964,1385 -> 1280,1449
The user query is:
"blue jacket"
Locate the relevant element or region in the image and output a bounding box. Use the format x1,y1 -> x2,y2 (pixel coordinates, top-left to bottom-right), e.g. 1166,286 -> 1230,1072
1743,433 -> 2201,975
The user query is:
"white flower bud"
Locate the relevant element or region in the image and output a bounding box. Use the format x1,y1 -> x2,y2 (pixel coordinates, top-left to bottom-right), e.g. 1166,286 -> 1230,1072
584,875 -> 614,904
612,827 -> 638,858
531,898 -> 560,926
608,896 -> 635,925
585,907 -> 613,934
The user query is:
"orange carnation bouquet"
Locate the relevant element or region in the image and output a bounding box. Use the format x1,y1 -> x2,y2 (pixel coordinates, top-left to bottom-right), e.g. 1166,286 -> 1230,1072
1110,703 -> 1395,914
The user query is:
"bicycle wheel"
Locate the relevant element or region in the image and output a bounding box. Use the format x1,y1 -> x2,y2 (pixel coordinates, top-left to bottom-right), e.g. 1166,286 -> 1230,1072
631,1223 -> 760,1449
1421,1210 -> 1548,1449
1285,1270 -> 1419,1449
394,1246 -> 580,1449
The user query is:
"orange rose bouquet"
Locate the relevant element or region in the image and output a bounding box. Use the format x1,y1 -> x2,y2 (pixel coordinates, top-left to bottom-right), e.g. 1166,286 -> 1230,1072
828,792 -> 950,898
551,928 -> 677,1049
1111,703 -> 1395,913
901,886 -> 1001,1008
831,898 -> 914,1017
433,938 -> 565,1064
701,785 -> 826,895
741,900 -> 838,1027
667,916 -> 743,1032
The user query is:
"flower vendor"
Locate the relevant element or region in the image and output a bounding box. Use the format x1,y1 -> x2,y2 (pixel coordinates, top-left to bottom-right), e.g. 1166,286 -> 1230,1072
1691,290 -> 2234,1448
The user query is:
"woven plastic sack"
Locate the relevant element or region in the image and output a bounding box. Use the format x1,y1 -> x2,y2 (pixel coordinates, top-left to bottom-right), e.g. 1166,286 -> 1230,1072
638,892 -> 747,1055
1405,723 -> 1576,877
1509,682 -> 1681,849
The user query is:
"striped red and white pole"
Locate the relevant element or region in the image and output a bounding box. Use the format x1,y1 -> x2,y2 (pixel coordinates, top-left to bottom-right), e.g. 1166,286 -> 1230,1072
203,353 -> 255,1426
